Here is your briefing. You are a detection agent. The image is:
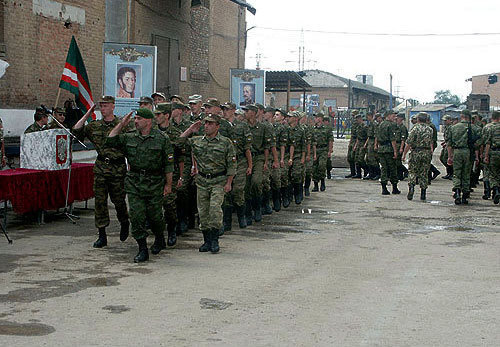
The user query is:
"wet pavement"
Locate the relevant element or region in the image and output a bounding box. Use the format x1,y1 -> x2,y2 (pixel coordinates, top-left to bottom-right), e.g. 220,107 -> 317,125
0,151 -> 499,345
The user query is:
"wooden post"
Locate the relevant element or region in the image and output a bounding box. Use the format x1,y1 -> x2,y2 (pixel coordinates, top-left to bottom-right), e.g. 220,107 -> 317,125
54,88 -> 62,108
286,79 -> 291,112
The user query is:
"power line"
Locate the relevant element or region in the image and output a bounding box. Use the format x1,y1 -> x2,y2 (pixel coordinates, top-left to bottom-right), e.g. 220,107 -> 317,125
254,26 -> 500,37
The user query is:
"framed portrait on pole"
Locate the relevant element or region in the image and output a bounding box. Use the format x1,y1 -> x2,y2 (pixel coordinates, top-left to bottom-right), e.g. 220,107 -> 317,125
103,43 -> 157,116
230,69 -> 265,107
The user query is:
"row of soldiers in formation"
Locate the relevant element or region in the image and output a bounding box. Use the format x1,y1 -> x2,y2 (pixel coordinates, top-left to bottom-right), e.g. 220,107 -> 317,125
345,107 -> 500,204
46,92 -> 334,263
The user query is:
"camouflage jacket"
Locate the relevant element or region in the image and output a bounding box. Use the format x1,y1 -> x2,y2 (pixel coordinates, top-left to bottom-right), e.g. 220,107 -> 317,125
189,133 -> 236,181
314,125 -> 333,150
24,122 -> 47,134
428,122 -> 438,148
485,122 -> 500,149
262,120 -> 276,148
443,124 -> 452,143
376,120 -> 397,153
407,123 -> 433,150
288,125 -> 306,158
220,118 -> 252,157
447,120 -> 481,149
247,121 -> 272,155
356,122 -> 368,142
350,121 -> 359,142
395,123 -> 408,144
367,120 -> 376,139
158,123 -> 185,180
275,123 -> 289,150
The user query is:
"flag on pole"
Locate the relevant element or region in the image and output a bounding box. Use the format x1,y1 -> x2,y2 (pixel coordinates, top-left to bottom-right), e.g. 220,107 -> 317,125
59,36 -> 95,120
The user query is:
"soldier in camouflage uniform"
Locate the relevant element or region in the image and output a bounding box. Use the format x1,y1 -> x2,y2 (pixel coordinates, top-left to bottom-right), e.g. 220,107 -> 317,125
73,96 -> 130,248
262,107 -> 280,212
312,114 -> 333,191
483,111 -> 500,204
154,103 -> 186,246
353,113 -> 368,178
259,105 -> 278,215
362,112 -> 378,180
151,92 -> 167,106
470,111 -> 484,188
244,104 -> 272,224
302,115 -> 315,195
402,112 -> 433,201
106,108 -> 174,262
375,110 -> 400,195
345,110 -> 359,177
395,113 -> 409,180
274,109 -> 291,208
325,114 -> 334,179
288,111 -> 307,204
181,114 -> 236,253
24,107 -> 49,134
220,102 -> 252,232
48,107 -> 67,129
0,117 -> 5,168
447,110 -> 480,205
426,115 -> 441,182
440,115 -> 453,180
480,117 -> 495,199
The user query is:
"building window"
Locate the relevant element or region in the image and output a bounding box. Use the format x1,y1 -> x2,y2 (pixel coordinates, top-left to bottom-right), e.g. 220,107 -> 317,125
105,0 -> 128,43
191,0 -> 210,8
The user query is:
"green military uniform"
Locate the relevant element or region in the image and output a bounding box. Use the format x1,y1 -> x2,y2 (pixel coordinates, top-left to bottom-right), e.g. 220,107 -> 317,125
481,122 -> 495,199
406,122 -> 433,199
312,117 -> 333,187
395,121 -> 408,179
439,117 -> 453,179
73,116 -> 130,230
376,118 -> 398,192
288,113 -> 307,204
346,114 -> 359,177
365,117 -> 379,179
485,121 -> 500,204
325,119 -> 334,179
261,118 -> 276,213
303,120 -> 315,194
278,121 -> 291,207
354,119 -> 368,177
24,121 -> 47,134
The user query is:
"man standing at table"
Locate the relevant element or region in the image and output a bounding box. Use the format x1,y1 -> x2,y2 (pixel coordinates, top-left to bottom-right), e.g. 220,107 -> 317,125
73,96 -> 130,248
24,107 -> 49,134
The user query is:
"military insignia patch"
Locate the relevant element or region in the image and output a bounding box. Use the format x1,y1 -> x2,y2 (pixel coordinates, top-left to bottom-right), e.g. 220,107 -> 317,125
168,154 -> 174,162
232,156 -> 236,162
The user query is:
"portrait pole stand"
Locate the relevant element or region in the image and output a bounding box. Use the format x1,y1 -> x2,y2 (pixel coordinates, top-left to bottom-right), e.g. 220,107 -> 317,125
43,106 -> 89,224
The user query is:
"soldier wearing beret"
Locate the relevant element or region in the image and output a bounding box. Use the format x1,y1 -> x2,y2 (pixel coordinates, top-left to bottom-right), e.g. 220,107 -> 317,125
106,108 -> 175,262
73,96 -> 130,249
180,114 -> 236,253
24,107 -> 49,134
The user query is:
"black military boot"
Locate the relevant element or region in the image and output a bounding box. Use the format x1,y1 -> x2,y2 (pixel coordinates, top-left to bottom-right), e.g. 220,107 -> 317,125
420,188 -> 426,201
442,166 -> 452,179
320,179 -> 326,191
271,189 -> 281,212
407,184 -> 415,200
353,164 -> 362,178
363,166 -> 372,180
482,181 -> 491,200
134,237 -> 149,263
245,200 -> 253,226
299,184 -> 304,203
253,197 -> 262,222
493,187 -> 500,205
120,220 -> 129,242
362,165 -> 369,178
262,192 -> 273,215
304,177 -> 311,196
210,228 -> 220,254
392,183 -> 401,194
345,162 -> 355,178
288,185 -> 294,204
199,230 -> 211,252
312,181 -> 319,192
462,191 -> 470,205
167,223 -> 177,246
235,204 -> 247,228
327,169 -> 332,179
93,227 -> 107,248
372,166 -> 381,180
453,188 -> 462,205
402,165 -> 409,179
281,187 -> 290,208
430,165 -> 441,180
381,183 -> 390,195
150,233 -> 166,255
293,184 -> 301,204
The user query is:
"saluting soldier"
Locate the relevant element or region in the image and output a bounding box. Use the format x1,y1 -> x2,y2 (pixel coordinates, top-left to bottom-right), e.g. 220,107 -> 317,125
312,113 -> 334,191
483,111 -> 500,204
73,96 -> 130,248
106,108 -> 174,262
375,110 -> 400,195
181,114 -> 236,253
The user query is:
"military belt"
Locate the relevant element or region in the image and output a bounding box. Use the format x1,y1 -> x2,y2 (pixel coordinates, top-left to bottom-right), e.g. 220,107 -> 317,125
198,170 -> 227,179
97,155 -> 126,165
129,167 -> 164,176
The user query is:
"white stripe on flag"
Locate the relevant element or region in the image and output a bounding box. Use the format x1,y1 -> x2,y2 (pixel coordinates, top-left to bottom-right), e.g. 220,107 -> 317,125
62,67 -> 77,82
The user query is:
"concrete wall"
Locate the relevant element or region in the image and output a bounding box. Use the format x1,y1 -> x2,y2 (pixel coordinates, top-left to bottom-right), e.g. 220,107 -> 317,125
471,73 -> 500,108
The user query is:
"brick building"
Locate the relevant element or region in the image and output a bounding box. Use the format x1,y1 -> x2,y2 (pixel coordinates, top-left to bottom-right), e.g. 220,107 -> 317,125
469,72 -> 500,109
0,0 -> 251,113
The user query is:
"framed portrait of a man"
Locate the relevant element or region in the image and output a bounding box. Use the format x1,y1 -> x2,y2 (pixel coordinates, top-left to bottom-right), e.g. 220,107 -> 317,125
103,43 -> 157,116
230,69 -> 265,107
240,83 -> 255,106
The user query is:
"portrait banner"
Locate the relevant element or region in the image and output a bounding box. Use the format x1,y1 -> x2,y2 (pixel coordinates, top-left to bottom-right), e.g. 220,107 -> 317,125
230,69 -> 265,107
103,43 -> 157,116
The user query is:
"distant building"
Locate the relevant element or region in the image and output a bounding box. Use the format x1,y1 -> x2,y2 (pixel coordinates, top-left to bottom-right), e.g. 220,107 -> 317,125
469,72 -> 500,109
410,104 -> 457,129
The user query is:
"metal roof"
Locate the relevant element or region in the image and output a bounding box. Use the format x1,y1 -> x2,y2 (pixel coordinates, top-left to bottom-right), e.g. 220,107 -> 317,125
229,0 -> 256,14
410,104 -> 457,112
265,71 -> 312,92
300,70 -> 391,97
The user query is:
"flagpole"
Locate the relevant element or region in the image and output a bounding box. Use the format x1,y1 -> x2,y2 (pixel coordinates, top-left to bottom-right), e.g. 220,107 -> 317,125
55,87 -> 62,108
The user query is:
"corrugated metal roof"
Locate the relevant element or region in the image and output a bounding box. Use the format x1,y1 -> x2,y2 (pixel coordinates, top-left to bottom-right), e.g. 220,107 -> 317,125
265,71 -> 312,92
229,0 -> 256,14
411,104 -> 457,112
299,70 -> 390,96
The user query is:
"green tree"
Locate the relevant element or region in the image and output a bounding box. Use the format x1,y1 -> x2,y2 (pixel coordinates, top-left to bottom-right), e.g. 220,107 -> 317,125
433,90 -> 461,105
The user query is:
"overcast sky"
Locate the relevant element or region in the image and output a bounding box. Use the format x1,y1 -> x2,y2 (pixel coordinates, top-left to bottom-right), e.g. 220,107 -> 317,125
244,0 -> 500,103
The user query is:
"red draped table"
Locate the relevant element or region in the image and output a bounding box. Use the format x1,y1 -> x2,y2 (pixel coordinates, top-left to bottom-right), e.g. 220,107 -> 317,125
0,163 -> 94,214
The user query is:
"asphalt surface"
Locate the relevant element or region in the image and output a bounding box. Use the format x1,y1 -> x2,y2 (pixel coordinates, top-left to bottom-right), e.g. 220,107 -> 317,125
0,139 -> 499,346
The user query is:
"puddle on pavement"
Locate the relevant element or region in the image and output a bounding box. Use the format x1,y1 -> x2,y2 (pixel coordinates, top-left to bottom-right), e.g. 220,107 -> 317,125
0,254 -> 45,273
300,209 -> 339,215
0,276 -> 121,303
102,305 -> 131,314
442,238 -> 484,247
200,298 -> 232,310
0,320 -> 55,336
387,224 -> 498,239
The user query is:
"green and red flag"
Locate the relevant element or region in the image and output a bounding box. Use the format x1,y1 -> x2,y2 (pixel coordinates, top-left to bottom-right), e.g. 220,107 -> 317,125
59,36 -> 96,120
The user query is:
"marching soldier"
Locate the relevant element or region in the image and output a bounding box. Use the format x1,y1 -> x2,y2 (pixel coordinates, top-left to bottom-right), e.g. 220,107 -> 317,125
375,110 -> 400,195
483,111 -> 500,204
274,109 -> 291,208
288,111 -> 307,204
262,107 -> 280,212
312,113 -> 334,191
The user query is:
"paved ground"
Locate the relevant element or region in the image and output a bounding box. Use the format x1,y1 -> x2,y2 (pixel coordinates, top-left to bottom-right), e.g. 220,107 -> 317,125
0,139 -> 499,346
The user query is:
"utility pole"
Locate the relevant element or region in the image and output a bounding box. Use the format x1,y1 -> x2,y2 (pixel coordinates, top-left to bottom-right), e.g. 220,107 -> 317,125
389,74 -> 393,109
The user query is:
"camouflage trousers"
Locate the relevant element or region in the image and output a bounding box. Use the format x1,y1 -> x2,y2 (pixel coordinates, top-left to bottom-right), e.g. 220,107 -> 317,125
408,150 -> 432,189
305,156 -> 314,180
488,151 -> 500,187
347,141 -> 355,164
379,152 -> 398,185
129,193 -> 164,240
313,150 -> 328,182
162,186 -> 177,228
270,167 -> 281,190
281,162 -> 290,188
196,176 -> 225,231
93,174 -> 129,229
452,149 -> 472,192
354,145 -> 367,166
326,156 -> 333,174
290,156 -> 305,184
439,146 -> 448,167
246,154 -> 265,199
365,139 -> 377,166
224,157 -> 248,208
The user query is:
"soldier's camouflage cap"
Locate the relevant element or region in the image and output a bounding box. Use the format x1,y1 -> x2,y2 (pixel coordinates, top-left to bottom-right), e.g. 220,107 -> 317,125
135,108 -> 154,119
188,94 -> 203,103
416,112 -> 429,118
351,110 -> 359,115
221,102 -> 236,110
375,112 -> 382,118
138,96 -> 154,104
169,95 -> 184,103
235,109 -> 244,116
203,98 -> 222,108
264,106 -> 275,113
442,114 -> 452,121
183,103 -> 191,110
242,104 -> 258,112
53,107 -> 65,114
203,114 -> 221,124
171,102 -> 185,110
151,92 -> 167,100
153,103 -> 172,114
288,110 -> 301,118
397,112 -> 405,119
99,95 -> 115,103
255,103 -> 265,110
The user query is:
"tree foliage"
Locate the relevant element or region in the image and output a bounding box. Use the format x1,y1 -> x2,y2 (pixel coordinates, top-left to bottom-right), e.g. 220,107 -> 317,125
433,90 -> 461,105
